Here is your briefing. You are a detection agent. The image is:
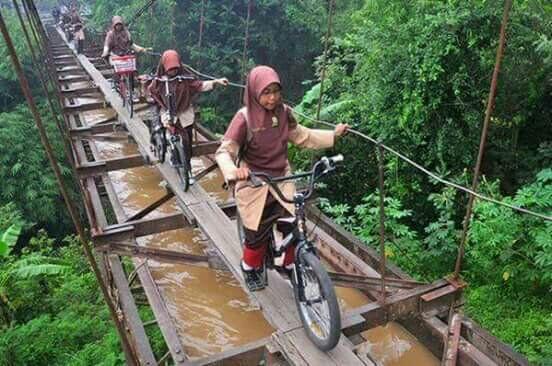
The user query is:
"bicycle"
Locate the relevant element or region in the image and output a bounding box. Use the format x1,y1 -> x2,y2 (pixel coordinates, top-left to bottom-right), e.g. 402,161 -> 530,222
111,52 -> 137,118
146,74 -> 197,192
235,155 -> 344,351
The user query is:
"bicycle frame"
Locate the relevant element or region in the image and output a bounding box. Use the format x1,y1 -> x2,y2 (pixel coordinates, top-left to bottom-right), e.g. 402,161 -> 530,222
246,155 -> 343,295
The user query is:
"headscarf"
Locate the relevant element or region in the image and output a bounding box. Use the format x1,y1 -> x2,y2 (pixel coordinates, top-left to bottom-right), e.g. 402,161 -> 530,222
224,66 -> 296,177
107,16 -> 131,55
243,65 -> 288,130
149,50 -> 202,113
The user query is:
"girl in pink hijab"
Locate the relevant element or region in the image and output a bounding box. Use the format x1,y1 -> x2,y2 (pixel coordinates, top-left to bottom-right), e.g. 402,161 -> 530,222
149,50 -> 228,178
216,66 -> 348,291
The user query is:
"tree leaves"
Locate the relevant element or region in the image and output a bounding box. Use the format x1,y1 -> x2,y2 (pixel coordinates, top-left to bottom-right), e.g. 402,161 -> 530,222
0,224 -> 22,257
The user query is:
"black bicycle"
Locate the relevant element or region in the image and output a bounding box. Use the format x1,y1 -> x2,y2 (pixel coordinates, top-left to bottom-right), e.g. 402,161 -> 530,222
236,155 -> 343,351
147,74 -> 196,192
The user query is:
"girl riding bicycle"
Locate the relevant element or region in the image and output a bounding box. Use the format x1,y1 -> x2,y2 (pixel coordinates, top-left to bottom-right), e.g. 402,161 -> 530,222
149,50 -> 228,182
215,65 -> 348,291
101,16 -> 149,59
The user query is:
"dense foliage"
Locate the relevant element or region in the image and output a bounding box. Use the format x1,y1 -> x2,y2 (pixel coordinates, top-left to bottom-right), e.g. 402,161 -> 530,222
0,0 -> 550,364
307,1 -> 551,363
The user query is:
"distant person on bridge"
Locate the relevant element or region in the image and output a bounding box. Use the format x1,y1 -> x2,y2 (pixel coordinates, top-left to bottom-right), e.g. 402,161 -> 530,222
70,7 -> 85,54
149,50 -> 228,182
51,6 -> 61,24
215,66 -> 348,291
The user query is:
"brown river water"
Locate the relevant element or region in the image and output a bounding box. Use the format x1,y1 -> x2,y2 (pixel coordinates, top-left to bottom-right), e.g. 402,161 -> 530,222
77,94 -> 438,365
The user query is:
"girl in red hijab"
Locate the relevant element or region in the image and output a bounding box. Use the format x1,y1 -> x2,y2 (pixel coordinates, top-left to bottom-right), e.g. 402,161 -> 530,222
149,50 -> 228,179
216,66 -> 348,291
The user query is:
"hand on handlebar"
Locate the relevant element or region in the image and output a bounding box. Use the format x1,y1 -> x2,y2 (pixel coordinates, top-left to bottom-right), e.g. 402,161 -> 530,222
235,167 -> 250,181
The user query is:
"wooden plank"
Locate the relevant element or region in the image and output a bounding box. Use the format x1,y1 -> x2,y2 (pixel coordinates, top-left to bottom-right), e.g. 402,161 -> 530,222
64,101 -> 107,114
70,122 -> 122,137
76,154 -> 146,178
190,337 -> 271,366
59,75 -> 90,83
109,256 -> 158,366
61,86 -> 101,98
57,67 -> 86,76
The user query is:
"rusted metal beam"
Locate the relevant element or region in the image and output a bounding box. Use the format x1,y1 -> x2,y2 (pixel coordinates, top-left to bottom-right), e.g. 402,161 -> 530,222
108,255 -> 158,366
76,154 -> 145,178
98,243 -> 209,265
193,162 -> 218,181
93,213 -> 187,245
443,313 -> 462,366
192,141 -> 220,157
343,280 -> 461,336
125,189 -> 175,222
328,271 -> 424,290
194,122 -> 219,141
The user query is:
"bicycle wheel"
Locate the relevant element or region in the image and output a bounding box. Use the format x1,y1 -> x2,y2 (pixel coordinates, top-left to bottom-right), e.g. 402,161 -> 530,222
173,142 -> 190,192
118,77 -> 126,107
153,127 -> 166,163
236,212 -> 246,248
293,251 -> 341,351
126,75 -> 134,118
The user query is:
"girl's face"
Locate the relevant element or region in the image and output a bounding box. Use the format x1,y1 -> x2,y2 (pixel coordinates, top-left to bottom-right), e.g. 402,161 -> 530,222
115,23 -> 123,31
259,83 -> 281,111
167,67 -> 179,77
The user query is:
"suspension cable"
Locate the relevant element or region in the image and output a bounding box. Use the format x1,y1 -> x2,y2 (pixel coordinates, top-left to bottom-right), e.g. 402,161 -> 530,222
315,0 -> 335,121
127,0 -> 158,29
239,0 -> 252,102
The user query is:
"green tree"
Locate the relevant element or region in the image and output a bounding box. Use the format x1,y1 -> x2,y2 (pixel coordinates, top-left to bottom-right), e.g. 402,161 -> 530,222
0,104 -> 74,235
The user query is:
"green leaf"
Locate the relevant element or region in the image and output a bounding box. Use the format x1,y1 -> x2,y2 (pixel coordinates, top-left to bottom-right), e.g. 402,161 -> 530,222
0,223 -> 21,256
0,239 -> 7,257
13,263 -> 69,279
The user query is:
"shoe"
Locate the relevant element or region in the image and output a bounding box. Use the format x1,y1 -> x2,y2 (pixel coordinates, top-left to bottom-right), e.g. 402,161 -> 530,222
241,262 -> 266,292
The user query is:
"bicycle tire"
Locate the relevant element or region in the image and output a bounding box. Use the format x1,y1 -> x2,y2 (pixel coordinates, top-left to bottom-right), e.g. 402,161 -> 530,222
173,142 -> 190,192
293,251 -> 341,351
126,75 -> 134,118
153,128 -> 166,163
118,77 -> 126,107
236,212 -> 246,248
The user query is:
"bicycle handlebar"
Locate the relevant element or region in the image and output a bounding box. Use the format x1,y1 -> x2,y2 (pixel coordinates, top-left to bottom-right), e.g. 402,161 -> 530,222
245,154 -> 344,204
142,75 -> 196,82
